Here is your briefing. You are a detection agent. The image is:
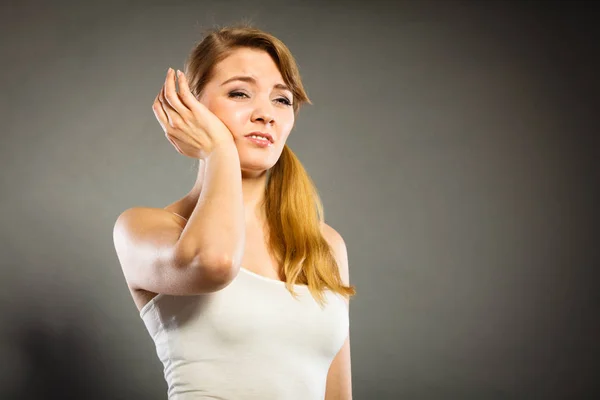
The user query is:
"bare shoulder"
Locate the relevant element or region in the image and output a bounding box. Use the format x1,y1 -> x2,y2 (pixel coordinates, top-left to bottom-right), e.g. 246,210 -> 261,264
320,222 -> 350,286
320,222 -> 343,244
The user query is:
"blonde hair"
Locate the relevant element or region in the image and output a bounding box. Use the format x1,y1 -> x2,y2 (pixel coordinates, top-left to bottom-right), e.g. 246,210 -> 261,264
184,24 -> 356,307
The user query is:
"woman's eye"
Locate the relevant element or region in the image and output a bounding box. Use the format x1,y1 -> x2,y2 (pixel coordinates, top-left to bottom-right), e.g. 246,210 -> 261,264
276,97 -> 292,106
228,91 -> 248,99
228,91 -> 292,106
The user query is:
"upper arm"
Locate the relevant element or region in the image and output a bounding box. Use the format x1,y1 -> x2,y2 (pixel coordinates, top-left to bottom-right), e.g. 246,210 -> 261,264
321,223 -> 353,400
112,207 -> 232,295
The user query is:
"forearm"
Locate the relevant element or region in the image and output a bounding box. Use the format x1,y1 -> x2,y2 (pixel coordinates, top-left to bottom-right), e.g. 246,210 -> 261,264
176,143 -> 245,273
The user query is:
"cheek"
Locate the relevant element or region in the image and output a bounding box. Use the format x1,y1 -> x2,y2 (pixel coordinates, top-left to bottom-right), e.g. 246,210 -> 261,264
278,112 -> 295,139
210,101 -> 252,134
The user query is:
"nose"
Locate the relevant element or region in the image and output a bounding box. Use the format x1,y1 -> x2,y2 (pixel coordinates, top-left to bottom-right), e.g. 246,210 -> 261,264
250,97 -> 275,125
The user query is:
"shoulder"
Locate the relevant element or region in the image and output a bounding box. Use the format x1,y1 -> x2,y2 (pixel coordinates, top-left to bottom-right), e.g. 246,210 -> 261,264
320,222 -> 345,250
320,222 -> 350,286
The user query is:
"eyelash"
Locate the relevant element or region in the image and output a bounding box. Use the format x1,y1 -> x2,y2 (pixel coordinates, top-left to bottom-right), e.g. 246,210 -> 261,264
228,91 -> 292,106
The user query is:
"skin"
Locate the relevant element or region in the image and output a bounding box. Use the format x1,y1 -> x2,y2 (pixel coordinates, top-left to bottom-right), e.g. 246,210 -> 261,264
189,47 -> 296,220
156,48 -> 353,399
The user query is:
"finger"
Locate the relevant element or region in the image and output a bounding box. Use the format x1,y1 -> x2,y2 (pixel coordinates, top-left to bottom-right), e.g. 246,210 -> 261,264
152,94 -> 169,129
164,68 -> 191,117
159,84 -> 174,112
166,133 -> 184,154
176,70 -> 201,111
159,85 -> 185,129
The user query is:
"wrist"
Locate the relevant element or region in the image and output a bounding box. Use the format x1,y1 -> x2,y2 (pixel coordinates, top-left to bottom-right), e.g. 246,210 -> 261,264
205,139 -> 239,161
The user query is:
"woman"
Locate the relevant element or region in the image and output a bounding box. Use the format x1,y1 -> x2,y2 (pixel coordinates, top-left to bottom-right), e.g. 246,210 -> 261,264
113,25 -> 356,399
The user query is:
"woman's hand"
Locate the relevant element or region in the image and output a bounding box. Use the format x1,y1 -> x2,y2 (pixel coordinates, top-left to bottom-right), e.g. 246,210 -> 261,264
152,68 -> 235,160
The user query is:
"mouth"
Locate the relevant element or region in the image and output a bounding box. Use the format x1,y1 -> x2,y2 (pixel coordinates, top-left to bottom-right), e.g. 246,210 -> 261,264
245,135 -> 272,148
245,131 -> 274,144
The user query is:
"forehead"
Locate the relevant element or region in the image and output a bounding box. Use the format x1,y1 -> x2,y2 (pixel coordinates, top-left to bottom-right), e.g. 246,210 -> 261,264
212,48 -> 285,85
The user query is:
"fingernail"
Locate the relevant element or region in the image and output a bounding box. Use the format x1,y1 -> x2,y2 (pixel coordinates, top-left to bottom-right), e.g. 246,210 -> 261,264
177,69 -> 182,77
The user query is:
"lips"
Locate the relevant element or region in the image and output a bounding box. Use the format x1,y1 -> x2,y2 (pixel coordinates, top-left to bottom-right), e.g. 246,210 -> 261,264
245,131 -> 274,143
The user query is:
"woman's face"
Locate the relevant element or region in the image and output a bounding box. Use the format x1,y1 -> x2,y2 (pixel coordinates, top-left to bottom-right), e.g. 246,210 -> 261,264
199,47 -> 295,173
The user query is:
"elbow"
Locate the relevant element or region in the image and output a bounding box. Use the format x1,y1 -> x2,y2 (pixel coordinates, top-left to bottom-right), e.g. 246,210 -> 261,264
181,247 -> 239,291
197,251 -> 239,287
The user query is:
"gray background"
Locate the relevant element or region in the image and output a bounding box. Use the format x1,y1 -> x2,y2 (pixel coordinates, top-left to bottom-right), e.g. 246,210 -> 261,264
1,0 -> 598,399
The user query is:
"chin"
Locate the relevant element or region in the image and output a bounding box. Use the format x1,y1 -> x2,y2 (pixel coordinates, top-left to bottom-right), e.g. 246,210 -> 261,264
237,148 -> 280,171
240,160 -> 276,173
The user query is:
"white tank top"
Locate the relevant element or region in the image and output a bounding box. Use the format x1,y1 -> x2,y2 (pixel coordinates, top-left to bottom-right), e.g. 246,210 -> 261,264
139,266 -> 349,400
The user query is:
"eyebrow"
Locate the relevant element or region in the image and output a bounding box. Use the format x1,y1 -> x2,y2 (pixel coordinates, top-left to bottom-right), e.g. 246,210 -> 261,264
220,75 -> 291,92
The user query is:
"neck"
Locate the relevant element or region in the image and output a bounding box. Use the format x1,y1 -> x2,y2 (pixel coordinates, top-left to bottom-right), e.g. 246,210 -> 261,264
241,168 -> 269,221
188,160 -> 269,222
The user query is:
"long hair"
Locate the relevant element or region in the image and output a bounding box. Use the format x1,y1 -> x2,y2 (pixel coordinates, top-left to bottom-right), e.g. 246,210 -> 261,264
184,24 -> 356,307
